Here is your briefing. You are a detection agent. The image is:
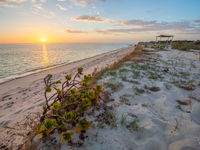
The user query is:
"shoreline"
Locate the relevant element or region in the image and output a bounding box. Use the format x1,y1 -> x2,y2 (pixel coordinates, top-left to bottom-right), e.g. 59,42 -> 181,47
0,46 -> 130,85
0,45 -> 135,149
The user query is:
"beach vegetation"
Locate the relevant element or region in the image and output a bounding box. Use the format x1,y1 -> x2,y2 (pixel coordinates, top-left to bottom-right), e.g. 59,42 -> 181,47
97,122 -> 105,129
172,40 -> 200,51
174,119 -> 179,131
141,103 -> 148,108
126,119 -> 140,132
119,74 -> 127,81
132,87 -> 145,95
96,110 -> 117,129
103,81 -> 123,92
176,105 -> 184,112
171,79 -> 195,91
120,115 -> 127,126
38,68 -> 104,145
106,71 -> 117,77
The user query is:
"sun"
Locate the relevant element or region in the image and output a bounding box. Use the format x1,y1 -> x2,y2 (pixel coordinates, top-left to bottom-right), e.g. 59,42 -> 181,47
41,37 -> 46,43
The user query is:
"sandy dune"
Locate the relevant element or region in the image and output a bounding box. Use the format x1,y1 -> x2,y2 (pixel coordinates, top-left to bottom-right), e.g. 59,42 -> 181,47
0,46 -> 135,149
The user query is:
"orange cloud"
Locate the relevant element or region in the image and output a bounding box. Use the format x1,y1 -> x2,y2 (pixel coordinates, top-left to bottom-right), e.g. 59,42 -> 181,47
65,29 -> 88,33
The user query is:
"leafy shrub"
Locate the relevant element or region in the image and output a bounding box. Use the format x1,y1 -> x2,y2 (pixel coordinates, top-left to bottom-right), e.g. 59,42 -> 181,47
38,68 -> 104,145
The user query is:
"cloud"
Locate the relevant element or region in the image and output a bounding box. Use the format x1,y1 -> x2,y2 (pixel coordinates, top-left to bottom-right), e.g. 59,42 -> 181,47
31,0 -> 47,3
33,3 -> 43,9
69,0 -> 108,7
73,14 -> 105,22
73,14 -> 200,35
69,0 -> 91,7
117,19 -> 157,27
73,15 -> 160,27
194,19 -> 200,23
40,0 -> 46,2
95,21 -> 193,34
56,3 -> 67,11
65,29 -> 88,33
0,0 -> 26,7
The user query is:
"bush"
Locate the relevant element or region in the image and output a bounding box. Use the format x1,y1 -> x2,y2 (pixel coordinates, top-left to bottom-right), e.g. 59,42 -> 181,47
38,68 -> 104,145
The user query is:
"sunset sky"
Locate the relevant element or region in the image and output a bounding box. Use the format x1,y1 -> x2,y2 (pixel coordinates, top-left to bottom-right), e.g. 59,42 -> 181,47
0,0 -> 200,43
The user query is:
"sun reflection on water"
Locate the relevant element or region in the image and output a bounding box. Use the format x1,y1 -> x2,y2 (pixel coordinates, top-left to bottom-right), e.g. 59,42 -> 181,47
42,44 -> 49,66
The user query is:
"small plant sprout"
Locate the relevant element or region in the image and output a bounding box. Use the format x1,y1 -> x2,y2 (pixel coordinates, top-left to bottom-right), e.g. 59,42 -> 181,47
120,115 -> 126,126
76,118 -> 93,133
126,119 -> 140,132
38,68 -> 104,144
61,131 -> 74,143
174,119 -> 179,131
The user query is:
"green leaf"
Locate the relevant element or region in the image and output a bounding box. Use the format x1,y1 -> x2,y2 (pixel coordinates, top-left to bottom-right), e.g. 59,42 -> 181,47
42,105 -> 47,110
56,119 -> 63,126
65,74 -> 72,80
64,112 -> 73,121
82,81 -> 88,87
53,102 -> 61,111
96,84 -> 102,92
61,131 -> 73,143
45,86 -> 51,92
48,74 -> 53,78
79,118 -> 92,129
56,80 -> 61,84
44,119 -> 56,130
70,88 -> 76,94
57,89 -> 63,95
78,67 -> 83,74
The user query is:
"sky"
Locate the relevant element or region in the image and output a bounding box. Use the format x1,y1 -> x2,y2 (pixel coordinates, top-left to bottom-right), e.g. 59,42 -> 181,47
0,0 -> 200,43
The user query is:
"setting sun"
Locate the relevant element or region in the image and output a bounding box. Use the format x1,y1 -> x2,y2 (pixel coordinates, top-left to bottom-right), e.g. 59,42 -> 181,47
41,37 -> 46,43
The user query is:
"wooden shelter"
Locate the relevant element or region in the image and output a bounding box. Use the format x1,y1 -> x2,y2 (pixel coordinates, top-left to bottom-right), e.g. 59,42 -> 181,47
156,35 -> 174,48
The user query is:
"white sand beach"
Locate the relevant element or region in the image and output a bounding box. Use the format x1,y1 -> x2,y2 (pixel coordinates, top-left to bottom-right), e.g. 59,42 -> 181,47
29,46 -> 200,150
0,46 -> 135,149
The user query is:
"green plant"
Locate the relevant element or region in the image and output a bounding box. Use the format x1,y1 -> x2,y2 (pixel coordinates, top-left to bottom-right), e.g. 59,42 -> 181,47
97,122 -> 105,129
107,71 -> 117,77
174,119 -> 179,131
103,81 -> 123,92
96,110 -> 117,129
141,104 -> 148,108
126,119 -> 140,131
120,115 -> 126,126
176,105 -> 184,112
39,68 -> 104,144
119,74 -> 127,81
105,111 -> 117,129
133,87 -> 145,95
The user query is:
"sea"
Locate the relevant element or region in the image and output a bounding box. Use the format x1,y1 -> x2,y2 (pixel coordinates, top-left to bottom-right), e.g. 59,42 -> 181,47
0,43 -> 130,83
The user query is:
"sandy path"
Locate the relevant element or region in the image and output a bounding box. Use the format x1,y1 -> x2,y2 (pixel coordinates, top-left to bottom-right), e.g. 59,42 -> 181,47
0,46 -> 135,149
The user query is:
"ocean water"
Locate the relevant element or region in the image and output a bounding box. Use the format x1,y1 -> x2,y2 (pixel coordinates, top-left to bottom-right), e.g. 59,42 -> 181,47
0,43 -> 129,83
